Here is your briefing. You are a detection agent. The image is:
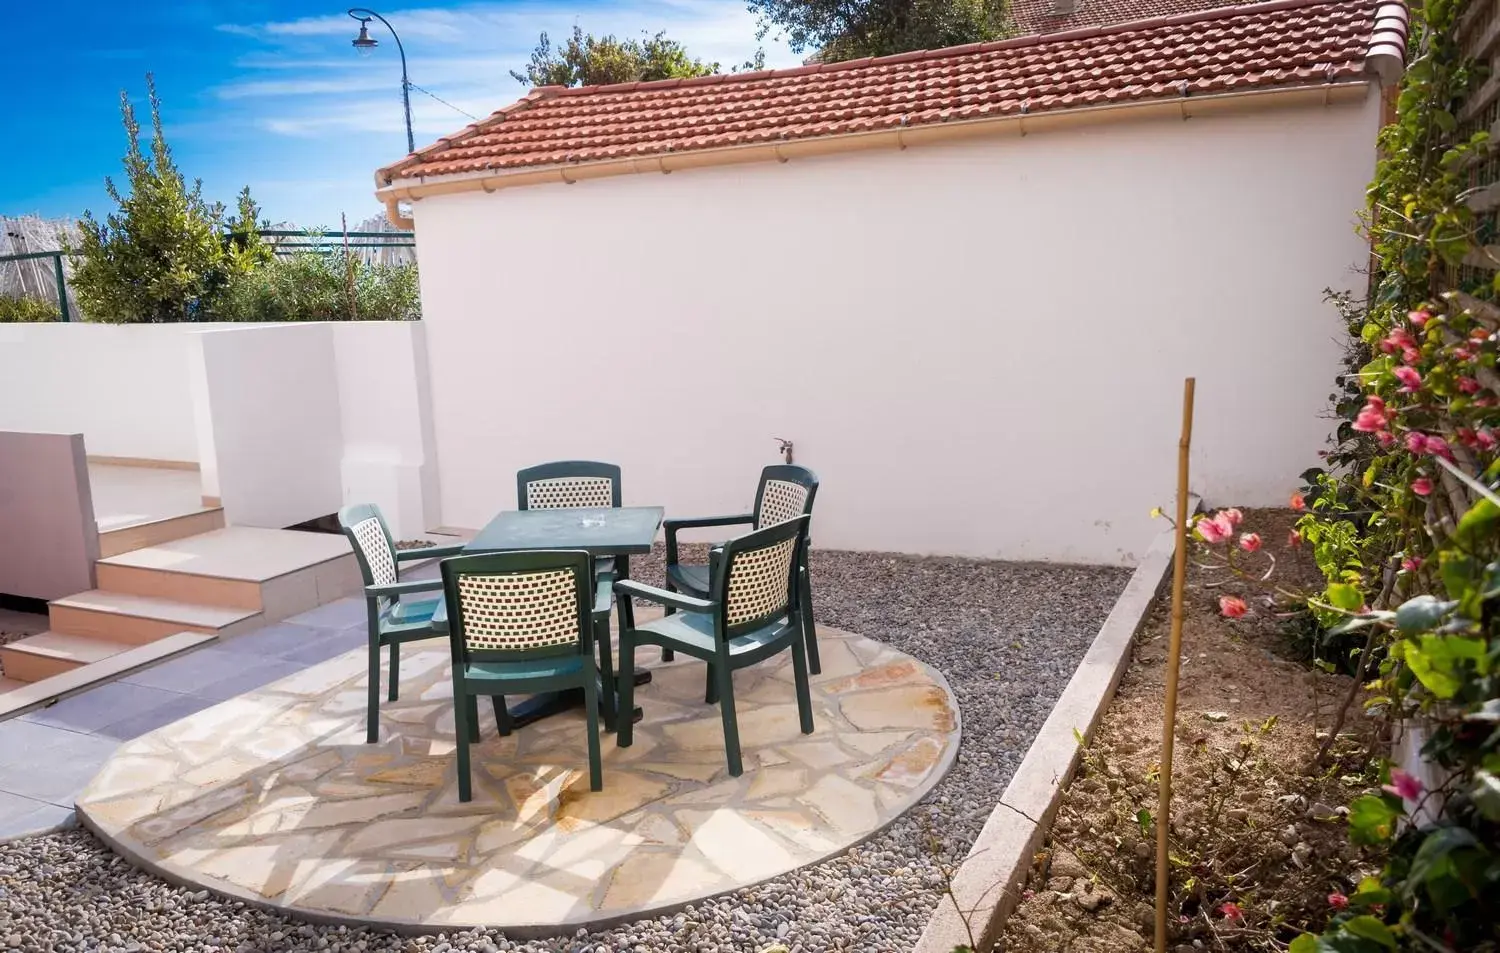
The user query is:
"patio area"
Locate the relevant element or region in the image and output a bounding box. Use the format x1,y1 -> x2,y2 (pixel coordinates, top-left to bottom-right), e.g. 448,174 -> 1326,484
75,611 -> 959,932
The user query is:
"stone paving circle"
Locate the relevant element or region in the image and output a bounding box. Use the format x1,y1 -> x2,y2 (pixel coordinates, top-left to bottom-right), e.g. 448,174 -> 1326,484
75,619 -> 960,934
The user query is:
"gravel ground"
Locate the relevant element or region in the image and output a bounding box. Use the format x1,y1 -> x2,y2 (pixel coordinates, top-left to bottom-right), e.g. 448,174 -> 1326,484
0,547 -> 1128,953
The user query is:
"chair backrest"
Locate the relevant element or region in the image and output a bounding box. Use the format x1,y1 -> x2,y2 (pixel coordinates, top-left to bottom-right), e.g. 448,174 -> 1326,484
339,503 -> 400,611
753,465 -> 819,530
710,516 -> 809,637
440,550 -> 594,662
516,460 -> 622,511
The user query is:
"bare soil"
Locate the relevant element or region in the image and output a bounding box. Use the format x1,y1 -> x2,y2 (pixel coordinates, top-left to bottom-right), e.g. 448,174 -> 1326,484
998,509 -> 1384,953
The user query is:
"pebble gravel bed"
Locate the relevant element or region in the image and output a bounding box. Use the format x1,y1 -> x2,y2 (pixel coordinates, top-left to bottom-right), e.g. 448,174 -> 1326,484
0,548 -> 1128,953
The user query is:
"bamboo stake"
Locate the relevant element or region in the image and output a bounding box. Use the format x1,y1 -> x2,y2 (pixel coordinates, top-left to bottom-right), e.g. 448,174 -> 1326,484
1156,378 -> 1195,953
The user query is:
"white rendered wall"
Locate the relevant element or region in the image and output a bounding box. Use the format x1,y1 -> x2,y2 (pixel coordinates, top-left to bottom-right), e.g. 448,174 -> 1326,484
189,324 -> 345,529
411,92 -> 1383,564
0,322 -> 223,462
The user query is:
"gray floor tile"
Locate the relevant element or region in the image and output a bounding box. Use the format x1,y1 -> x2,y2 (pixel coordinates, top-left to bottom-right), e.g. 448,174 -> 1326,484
279,629 -> 367,667
191,658 -> 307,702
0,734 -> 119,806
93,693 -> 216,741
0,791 -> 75,842
119,646 -> 248,692
21,681 -> 186,734
0,718 -> 90,763
219,620 -> 360,660
284,597 -> 366,629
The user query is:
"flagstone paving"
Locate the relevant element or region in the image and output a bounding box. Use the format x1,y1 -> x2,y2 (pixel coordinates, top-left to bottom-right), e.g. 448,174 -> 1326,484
75,621 -> 959,933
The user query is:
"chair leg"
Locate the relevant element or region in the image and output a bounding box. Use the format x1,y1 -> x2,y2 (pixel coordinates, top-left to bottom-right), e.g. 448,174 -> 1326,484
388,642 -> 400,702
705,664 -> 719,705
617,632 -> 637,749
596,616 -> 618,732
661,584 -> 676,663
582,670 -> 603,792
465,695 -> 481,743
715,663 -> 743,776
790,637 -> 816,735
366,634 -> 382,744
800,566 -> 821,676
454,686 -> 473,803
491,695 -> 512,736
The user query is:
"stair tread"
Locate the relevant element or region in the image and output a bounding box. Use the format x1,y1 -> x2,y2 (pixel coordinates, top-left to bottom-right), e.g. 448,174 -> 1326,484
0,633 -> 214,714
98,506 -> 223,535
50,591 -> 259,627
0,631 -> 129,664
95,526 -> 352,582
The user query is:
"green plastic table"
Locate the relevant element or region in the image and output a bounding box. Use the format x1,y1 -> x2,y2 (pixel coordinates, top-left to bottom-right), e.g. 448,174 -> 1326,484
462,506 -> 664,728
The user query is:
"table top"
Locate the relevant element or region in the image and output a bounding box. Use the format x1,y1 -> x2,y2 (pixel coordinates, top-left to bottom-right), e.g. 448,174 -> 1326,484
464,506 -> 665,556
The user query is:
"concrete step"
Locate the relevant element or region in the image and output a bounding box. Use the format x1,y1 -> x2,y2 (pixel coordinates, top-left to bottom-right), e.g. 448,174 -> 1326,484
48,591 -> 260,646
93,527 -> 360,620
0,632 -> 214,715
0,631 -> 128,682
98,507 -> 226,559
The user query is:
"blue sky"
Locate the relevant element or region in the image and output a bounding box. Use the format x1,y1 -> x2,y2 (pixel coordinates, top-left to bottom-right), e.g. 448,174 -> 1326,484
3,1 -> 798,228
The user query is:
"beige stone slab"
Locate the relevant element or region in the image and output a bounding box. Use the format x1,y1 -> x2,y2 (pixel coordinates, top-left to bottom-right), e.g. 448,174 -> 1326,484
76,622 -> 961,934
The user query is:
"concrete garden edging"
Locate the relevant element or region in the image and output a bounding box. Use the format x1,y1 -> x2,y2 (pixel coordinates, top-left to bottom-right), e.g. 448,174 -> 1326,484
912,512 -> 1187,953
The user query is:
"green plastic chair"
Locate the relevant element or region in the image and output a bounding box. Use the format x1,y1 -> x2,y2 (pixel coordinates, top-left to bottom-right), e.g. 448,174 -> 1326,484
441,550 -> 605,801
517,460 -> 623,577
338,504 -> 465,744
661,466 -> 821,675
615,515 -> 814,776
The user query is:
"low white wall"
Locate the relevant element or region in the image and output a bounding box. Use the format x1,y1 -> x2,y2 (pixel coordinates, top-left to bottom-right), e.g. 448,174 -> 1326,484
0,320 -> 436,539
190,325 -> 345,529
0,323 -> 225,462
411,92 -> 1382,564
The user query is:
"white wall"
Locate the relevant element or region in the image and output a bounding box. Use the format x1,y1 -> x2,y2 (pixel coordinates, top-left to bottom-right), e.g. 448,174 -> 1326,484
190,325 -> 345,529
0,323 -> 222,462
411,93 -> 1383,565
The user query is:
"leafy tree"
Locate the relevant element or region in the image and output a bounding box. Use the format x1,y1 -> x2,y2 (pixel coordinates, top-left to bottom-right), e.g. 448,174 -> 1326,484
510,26 -> 718,87
220,250 -> 420,323
749,0 -> 1009,61
69,75 -> 266,323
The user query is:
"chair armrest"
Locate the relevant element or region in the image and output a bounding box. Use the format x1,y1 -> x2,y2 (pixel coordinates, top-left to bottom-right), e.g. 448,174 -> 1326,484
365,578 -> 445,598
664,513 -> 754,563
395,544 -> 465,561
614,579 -> 714,613
593,576 -> 613,617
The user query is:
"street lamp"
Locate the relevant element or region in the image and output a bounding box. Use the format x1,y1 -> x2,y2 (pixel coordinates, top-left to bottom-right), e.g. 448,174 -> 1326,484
347,8 -> 415,154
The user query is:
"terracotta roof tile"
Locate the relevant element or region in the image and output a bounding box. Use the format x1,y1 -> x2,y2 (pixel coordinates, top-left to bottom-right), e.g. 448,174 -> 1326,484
378,0 -> 1393,185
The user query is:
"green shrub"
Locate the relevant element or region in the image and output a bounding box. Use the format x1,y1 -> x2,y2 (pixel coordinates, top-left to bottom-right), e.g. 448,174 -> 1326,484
0,295 -> 61,322
220,250 -> 420,322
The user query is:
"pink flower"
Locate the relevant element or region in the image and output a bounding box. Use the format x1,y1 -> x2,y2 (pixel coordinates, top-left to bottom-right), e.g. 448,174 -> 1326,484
1479,429 -> 1498,451
1353,396 -> 1390,433
1411,477 -> 1433,496
1219,902 -> 1245,921
1381,328 -> 1417,354
1409,309 -> 1431,327
1328,893 -> 1349,910
1403,347 -> 1423,365
1220,508 -> 1245,528
1290,493 -> 1306,511
1384,768 -> 1424,801
1219,596 -> 1249,618
1288,530 -> 1302,547
1196,513 -> 1235,544
1377,431 -> 1397,449
1239,533 -> 1262,553
1425,435 -> 1455,461
1455,346 -> 1475,361
1459,376 -> 1482,395
1394,366 -> 1423,393
1402,556 -> 1422,573
1406,431 -> 1429,454
1458,427 -> 1479,448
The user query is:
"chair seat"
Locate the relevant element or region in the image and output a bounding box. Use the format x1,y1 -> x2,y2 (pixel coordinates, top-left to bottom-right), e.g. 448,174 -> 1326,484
634,609 -> 790,659
384,596 -> 447,635
665,562 -> 711,598
465,656 -> 587,683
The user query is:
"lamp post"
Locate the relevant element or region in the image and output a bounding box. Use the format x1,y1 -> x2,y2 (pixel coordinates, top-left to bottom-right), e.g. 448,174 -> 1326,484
348,8 -> 415,154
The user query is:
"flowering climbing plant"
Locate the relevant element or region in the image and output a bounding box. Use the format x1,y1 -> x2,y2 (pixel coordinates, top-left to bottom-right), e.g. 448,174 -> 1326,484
1192,0 -> 1500,947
